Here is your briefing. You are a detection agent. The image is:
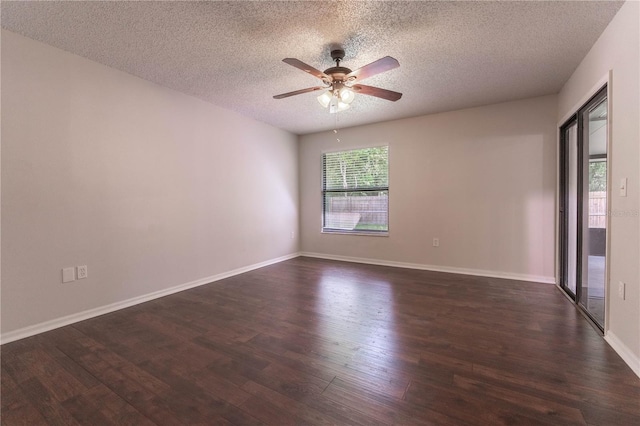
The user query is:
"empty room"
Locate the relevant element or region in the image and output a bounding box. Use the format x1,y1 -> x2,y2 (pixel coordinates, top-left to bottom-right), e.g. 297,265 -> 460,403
1,1 -> 639,425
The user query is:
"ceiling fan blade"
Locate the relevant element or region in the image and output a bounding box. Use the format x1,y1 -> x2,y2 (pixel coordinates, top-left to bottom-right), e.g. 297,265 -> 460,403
282,58 -> 329,80
352,84 -> 402,101
346,56 -> 400,81
273,86 -> 325,99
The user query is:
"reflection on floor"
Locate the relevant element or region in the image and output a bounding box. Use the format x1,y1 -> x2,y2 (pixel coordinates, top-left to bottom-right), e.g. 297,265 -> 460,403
586,255 -> 605,326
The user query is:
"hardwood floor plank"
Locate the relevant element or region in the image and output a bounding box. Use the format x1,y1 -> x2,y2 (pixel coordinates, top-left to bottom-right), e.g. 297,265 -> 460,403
452,374 -> 587,425
239,395 -> 306,425
192,334 -> 271,373
280,347 -> 410,399
14,378 -> 81,426
139,352 -> 252,407
3,257 -> 639,425
565,369 -> 640,409
57,344 -> 185,425
60,393 -> 116,426
1,367 -> 49,426
251,362 -> 332,400
578,402 -> 640,426
405,378 -> 554,425
324,376 -> 459,426
322,377 -> 414,424
241,380 -> 342,426
77,384 -> 156,426
469,363 -> 582,403
302,394 -> 389,426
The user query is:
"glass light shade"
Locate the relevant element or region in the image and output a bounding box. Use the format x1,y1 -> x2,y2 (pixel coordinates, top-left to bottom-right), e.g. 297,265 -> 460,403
340,88 -> 355,104
317,91 -> 332,108
330,101 -> 351,114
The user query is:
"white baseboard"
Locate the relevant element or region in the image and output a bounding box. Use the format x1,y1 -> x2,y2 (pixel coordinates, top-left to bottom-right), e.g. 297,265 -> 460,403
300,252 -> 556,284
605,331 -> 640,378
0,252 -> 301,345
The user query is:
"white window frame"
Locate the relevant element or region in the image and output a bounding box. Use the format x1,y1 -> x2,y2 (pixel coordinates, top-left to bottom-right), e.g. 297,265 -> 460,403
321,146 -> 389,236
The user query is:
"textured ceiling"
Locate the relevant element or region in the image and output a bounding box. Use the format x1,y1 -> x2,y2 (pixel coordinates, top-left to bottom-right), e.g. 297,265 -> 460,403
1,1 -> 624,135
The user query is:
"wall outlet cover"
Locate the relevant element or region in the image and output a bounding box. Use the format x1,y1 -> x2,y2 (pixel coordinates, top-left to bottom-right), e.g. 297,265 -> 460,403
77,265 -> 88,279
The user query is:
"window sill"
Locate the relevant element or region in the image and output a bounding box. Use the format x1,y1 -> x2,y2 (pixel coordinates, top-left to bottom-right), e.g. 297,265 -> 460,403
321,230 -> 389,237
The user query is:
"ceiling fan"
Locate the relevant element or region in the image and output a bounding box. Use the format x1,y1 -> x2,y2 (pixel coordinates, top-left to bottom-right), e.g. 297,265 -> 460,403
273,48 -> 402,113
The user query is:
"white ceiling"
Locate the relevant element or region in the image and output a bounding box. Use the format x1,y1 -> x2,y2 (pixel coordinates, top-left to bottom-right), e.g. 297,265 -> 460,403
1,1 -> 623,135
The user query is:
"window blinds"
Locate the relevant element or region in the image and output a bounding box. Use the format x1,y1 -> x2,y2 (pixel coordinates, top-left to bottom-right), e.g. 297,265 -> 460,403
322,146 -> 389,233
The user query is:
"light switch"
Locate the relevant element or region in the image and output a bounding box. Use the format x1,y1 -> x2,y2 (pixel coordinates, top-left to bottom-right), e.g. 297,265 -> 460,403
620,178 -> 627,197
618,282 -> 626,300
62,267 -> 75,283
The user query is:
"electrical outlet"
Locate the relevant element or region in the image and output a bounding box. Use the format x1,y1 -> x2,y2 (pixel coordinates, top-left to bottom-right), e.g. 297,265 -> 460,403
77,265 -> 88,280
290,231 -> 295,239
433,238 -> 440,247
62,267 -> 75,283
618,281 -> 625,300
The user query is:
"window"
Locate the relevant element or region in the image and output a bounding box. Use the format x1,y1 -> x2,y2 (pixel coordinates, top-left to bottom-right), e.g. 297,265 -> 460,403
322,146 -> 389,234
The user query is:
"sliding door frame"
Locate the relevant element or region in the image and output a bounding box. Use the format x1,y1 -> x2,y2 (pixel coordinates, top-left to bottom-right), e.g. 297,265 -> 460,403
559,115 -> 578,301
558,84 -> 608,333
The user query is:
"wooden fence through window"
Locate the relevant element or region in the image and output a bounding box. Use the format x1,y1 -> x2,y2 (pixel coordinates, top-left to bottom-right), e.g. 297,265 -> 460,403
327,194 -> 388,225
589,191 -> 606,228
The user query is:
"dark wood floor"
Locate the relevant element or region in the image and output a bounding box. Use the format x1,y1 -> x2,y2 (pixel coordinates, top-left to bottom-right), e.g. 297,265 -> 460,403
2,257 -> 639,425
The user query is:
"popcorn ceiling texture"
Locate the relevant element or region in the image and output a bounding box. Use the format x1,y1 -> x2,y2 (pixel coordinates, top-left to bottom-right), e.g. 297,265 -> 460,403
1,1 -> 623,135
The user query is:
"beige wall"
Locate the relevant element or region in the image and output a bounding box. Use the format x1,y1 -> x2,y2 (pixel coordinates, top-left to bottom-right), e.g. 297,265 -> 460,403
300,95 -> 558,283
1,31 -> 299,335
558,1 -> 639,367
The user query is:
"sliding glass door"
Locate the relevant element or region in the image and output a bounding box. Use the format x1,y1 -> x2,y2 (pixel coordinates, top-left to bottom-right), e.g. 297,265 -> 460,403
559,86 -> 607,330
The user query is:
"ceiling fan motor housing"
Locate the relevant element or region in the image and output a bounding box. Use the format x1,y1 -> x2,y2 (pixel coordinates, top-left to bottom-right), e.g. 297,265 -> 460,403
326,48 -> 353,81
330,48 -> 345,61
324,66 -> 352,82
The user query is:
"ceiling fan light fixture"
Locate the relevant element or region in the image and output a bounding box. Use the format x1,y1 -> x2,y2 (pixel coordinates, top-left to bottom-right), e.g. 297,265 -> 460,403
339,87 -> 355,104
318,86 -> 354,112
329,99 -> 351,114
317,91 -> 332,108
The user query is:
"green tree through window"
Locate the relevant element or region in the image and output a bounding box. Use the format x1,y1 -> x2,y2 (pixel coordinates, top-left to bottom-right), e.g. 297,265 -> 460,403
589,160 -> 606,191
